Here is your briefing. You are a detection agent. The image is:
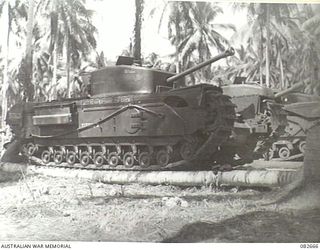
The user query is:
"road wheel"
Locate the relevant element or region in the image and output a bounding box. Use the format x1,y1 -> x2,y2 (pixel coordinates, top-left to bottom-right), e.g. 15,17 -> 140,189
66,152 -> 77,165
108,152 -> 119,168
123,152 -> 135,168
80,152 -> 91,167
156,150 -> 170,167
180,141 -> 196,161
93,152 -> 105,168
278,146 -> 291,160
138,152 -> 151,168
53,151 -> 64,164
41,150 -> 51,164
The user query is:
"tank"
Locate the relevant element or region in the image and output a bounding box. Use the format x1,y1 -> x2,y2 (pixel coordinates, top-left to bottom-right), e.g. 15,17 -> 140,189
283,100 -> 320,179
4,48 -> 236,170
216,81 -> 288,165
267,85 -> 320,160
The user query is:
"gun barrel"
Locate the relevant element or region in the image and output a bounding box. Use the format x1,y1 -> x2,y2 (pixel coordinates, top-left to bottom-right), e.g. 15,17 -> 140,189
274,82 -> 305,99
166,47 -> 235,83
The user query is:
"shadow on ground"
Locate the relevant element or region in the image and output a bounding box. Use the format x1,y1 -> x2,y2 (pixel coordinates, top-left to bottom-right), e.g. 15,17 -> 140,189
0,170 -> 22,184
163,208 -> 320,243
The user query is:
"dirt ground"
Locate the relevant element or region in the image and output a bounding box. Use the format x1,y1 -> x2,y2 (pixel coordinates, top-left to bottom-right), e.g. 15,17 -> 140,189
0,164 -> 319,243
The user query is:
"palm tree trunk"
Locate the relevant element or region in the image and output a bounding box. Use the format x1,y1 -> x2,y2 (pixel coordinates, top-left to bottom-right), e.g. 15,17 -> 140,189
52,22 -> 59,101
176,49 -> 181,73
279,50 -> 285,89
65,29 -> 70,98
259,23 -> 264,86
52,42 -> 57,101
24,0 -> 35,101
50,1 -> 59,102
265,4 -> 270,88
133,0 -> 143,64
1,1 -> 9,151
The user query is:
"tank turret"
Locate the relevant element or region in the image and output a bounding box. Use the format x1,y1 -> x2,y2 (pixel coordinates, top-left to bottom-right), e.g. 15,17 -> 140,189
88,48 -> 235,97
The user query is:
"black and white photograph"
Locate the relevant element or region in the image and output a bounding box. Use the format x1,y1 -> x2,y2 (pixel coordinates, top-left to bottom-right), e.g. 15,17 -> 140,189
0,0 -> 319,246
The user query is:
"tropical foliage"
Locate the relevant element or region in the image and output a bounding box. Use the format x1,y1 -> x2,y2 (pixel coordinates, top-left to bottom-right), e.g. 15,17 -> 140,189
157,2 -> 235,83
34,0 -> 98,100
1,1 -> 320,108
227,3 -> 320,94
0,0 -> 98,108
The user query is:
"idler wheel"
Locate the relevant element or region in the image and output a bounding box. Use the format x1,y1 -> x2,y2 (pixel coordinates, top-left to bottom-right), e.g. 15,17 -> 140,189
41,150 -> 51,164
53,151 -> 64,164
123,152 -> 135,168
138,152 -> 151,168
298,141 -> 306,154
278,146 -> 291,160
108,152 -> 119,168
180,141 -> 196,161
80,152 -> 91,167
156,150 -> 170,167
94,152 -> 105,168
66,152 -> 77,165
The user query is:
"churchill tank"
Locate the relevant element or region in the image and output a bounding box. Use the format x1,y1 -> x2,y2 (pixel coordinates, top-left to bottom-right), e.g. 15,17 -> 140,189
4,48 -> 235,170
266,84 -> 320,160
216,79 -> 288,165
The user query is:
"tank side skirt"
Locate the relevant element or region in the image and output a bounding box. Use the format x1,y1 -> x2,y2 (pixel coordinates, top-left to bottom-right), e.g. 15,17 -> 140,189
32,104 -> 165,139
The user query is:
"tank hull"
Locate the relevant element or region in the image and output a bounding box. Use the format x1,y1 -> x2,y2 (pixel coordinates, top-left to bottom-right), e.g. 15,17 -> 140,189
6,84 -> 235,170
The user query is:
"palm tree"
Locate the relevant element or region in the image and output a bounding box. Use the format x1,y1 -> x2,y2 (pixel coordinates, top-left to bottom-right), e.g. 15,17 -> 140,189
156,2 -> 190,73
180,3 -> 234,62
158,2 -> 234,82
223,44 -> 261,83
297,4 -> 320,95
0,0 -> 28,151
231,3 -> 299,88
17,0 -> 35,101
0,0 -> 9,134
36,0 -> 97,99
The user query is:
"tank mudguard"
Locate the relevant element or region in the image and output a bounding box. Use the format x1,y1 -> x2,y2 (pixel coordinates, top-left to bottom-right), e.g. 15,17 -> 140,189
222,84 -> 274,98
284,101 -> 320,119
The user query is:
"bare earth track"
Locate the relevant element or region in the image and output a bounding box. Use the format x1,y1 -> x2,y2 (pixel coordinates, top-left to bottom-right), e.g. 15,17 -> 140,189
0,160 -> 319,242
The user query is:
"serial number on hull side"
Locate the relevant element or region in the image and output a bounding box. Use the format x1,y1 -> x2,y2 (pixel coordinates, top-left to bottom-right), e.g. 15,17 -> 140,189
81,123 -> 94,128
81,96 -> 131,106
